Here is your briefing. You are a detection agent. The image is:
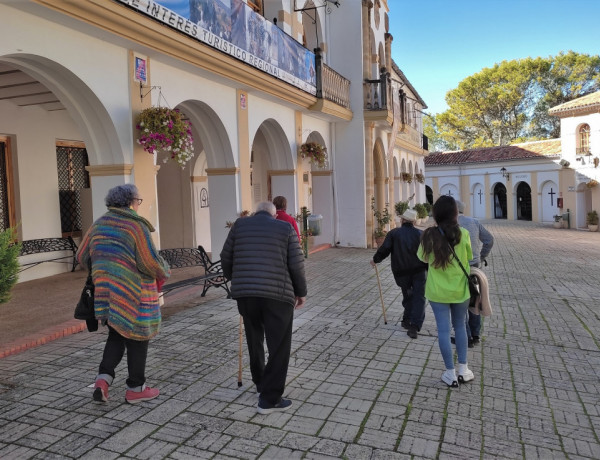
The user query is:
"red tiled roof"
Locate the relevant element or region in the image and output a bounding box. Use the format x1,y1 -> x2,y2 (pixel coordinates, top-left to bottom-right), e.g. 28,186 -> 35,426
549,91 -> 600,116
424,139 -> 561,166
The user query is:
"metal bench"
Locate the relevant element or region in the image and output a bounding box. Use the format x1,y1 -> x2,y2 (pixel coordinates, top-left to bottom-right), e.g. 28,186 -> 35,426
159,245 -> 231,298
18,236 -> 78,273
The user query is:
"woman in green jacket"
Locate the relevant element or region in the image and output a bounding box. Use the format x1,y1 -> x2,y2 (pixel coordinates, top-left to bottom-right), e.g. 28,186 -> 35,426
417,195 -> 474,387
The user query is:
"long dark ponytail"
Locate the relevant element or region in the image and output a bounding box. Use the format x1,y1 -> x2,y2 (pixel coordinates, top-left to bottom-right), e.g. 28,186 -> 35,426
420,195 -> 461,268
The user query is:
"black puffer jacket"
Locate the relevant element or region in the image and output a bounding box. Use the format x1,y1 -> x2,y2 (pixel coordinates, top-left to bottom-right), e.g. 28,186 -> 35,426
220,211 -> 307,306
373,222 -> 428,277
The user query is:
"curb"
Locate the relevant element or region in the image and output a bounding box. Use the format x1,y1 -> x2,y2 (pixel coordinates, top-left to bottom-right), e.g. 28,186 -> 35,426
0,320 -> 87,359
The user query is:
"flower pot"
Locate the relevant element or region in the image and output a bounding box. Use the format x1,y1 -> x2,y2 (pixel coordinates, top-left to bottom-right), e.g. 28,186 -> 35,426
589,225 -> 598,232
553,221 -> 561,229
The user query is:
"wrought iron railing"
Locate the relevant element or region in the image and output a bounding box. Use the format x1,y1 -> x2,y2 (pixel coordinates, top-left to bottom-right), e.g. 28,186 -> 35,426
315,51 -> 351,109
363,72 -> 392,111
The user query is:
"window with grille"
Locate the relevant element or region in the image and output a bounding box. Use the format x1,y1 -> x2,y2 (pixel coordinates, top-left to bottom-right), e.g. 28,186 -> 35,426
56,144 -> 89,236
0,140 -> 11,232
577,124 -> 590,154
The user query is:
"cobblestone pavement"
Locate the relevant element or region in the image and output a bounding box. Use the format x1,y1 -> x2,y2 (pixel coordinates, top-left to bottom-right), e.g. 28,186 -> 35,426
1,220 -> 599,459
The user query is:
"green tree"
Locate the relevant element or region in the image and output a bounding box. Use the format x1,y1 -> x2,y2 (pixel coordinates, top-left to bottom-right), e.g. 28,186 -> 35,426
0,227 -> 20,304
428,52 -> 600,151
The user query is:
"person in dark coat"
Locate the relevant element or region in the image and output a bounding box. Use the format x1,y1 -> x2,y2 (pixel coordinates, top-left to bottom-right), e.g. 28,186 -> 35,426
220,201 -> 307,415
370,209 -> 428,339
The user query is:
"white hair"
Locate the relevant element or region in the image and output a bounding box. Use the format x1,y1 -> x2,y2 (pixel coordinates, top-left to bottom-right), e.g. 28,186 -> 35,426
256,201 -> 276,216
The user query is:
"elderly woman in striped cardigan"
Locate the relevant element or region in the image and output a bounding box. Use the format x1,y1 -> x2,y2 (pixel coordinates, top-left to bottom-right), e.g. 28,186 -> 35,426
77,184 -> 170,404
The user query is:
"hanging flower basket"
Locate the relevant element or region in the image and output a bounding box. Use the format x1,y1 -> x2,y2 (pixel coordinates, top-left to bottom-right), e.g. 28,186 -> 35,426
586,179 -> 598,188
415,173 -> 425,184
136,107 -> 194,167
299,142 -> 328,168
401,172 -> 413,183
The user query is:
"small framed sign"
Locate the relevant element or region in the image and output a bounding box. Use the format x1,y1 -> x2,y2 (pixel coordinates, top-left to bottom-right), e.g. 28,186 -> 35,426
134,56 -> 147,83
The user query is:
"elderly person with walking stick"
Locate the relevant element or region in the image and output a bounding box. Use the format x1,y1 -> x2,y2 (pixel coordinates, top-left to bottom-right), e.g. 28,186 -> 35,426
370,209 -> 428,339
221,201 -> 307,414
77,184 -> 170,404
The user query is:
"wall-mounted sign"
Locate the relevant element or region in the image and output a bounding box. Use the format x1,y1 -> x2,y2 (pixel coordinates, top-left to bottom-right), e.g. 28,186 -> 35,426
117,0 -> 316,95
240,93 -> 247,110
200,187 -> 209,208
568,186 -> 575,192
134,56 -> 147,83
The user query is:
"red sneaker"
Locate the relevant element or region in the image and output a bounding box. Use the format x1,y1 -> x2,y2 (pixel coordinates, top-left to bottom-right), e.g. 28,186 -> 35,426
125,386 -> 159,404
93,379 -> 109,402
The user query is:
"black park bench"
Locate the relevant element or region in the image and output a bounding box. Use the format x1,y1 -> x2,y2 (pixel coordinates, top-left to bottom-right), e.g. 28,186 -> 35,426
158,246 -> 231,298
18,236 -> 79,273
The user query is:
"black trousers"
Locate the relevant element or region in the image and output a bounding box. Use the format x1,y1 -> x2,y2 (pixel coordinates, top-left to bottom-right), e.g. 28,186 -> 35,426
237,297 -> 294,405
98,326 -> 149,389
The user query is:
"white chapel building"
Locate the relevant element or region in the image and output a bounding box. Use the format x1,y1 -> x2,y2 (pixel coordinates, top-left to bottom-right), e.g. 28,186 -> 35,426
424,90 -> 600,230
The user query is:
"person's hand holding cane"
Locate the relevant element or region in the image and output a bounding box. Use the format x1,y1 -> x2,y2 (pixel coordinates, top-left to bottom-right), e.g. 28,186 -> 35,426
295,296 -> 306,309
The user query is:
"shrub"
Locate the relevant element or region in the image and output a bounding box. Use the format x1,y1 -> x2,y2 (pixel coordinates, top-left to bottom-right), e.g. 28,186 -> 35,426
0,227 -> 20,304
587,210 -> 598,225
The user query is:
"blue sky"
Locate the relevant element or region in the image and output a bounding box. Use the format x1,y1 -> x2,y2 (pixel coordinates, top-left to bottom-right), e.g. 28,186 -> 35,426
388,0 -> 600,115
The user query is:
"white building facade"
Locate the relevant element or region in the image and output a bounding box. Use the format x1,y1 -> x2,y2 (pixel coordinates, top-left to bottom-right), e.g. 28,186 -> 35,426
424,91 -> 600,229
1,0 -> 427,281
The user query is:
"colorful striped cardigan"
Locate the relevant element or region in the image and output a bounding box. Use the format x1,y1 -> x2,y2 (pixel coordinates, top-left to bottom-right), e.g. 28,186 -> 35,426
76,207 -> 170,340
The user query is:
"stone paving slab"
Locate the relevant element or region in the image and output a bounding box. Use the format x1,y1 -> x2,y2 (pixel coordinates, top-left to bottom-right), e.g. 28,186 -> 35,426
1,220 -> 600,459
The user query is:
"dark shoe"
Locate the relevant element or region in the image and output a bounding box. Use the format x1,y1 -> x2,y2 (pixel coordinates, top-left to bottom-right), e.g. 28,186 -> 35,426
257,398 -> 292,415
400,319 -> 410,330
468,339 -> 474,348
451,336 -> 474,347
93,379 -> 109,403
407,326 -> 418,339
472,336 -> 480,344
450,337 -> 455,344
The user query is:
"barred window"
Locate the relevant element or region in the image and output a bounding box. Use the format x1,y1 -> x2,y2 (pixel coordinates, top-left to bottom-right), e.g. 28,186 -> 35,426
56,143 -> 89,236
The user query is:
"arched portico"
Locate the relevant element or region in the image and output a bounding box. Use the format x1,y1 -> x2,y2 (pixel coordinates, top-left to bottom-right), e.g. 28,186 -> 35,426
251,118 -> 295,208
157,100 -> 236,254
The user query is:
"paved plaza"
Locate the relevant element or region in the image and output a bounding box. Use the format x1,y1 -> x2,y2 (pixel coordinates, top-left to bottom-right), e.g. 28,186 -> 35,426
1,220 -> 599,459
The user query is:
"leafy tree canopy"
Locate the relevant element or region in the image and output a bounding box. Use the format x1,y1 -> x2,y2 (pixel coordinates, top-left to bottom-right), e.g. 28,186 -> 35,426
427,51 -> 600,151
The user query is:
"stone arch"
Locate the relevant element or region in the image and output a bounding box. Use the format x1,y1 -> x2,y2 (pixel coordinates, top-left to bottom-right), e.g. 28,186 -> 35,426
540,179 -> 559,223
1,54 -> 123,166
471,182 -> 485,219
157,100 -> 234,252
251,118 -> 294,207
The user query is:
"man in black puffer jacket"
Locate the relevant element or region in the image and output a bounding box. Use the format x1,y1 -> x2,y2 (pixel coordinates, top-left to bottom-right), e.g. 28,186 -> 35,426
221,201 -> 307,415
370,209 -> 428,339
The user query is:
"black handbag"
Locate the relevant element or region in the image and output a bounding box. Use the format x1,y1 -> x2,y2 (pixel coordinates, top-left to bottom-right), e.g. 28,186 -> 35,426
74,263 -> 98,331
447,242 -> 481,310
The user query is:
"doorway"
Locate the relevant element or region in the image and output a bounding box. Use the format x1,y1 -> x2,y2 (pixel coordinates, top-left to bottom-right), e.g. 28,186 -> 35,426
516,182 -> 532,220
493,183 -> 507,219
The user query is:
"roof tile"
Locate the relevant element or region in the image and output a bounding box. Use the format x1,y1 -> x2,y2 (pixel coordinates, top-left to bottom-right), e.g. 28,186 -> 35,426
424,139 -> 561,166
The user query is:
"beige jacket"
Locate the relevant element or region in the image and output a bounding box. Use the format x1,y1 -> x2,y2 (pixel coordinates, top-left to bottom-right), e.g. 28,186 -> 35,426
469,266 -> 492,317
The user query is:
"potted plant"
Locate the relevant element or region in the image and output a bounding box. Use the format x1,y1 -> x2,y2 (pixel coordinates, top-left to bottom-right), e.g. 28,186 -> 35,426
394,200 -> 410,218
401,172 -> 413,183
371,197 -> 390,246
299,142 -> 328,168
413,203 -> 428,225
586,179 -> 598,188
552,214 -> 562,229
587,210 -> 598,232
414,173 -> 425,184
136,107 -> 194,167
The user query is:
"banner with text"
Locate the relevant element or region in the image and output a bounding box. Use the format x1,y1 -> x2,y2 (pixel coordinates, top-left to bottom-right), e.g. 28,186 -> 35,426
116,0 -> 317,95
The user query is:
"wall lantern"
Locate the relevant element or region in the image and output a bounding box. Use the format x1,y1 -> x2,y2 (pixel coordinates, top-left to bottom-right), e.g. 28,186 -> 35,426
500,167 -> 510,180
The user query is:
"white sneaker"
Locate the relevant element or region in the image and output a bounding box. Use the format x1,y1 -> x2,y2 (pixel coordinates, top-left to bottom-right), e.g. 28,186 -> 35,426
441,369 -> 458,387
457,363 -> 474,383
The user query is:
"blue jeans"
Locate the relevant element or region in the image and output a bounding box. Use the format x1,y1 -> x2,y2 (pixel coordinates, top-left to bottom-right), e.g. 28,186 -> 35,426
395,270 -> 427,329
430,299 -> 470,369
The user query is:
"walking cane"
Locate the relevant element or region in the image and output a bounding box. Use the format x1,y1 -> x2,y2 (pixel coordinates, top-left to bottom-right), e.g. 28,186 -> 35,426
374,264 -> 388,324
237,315 -> 243,387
